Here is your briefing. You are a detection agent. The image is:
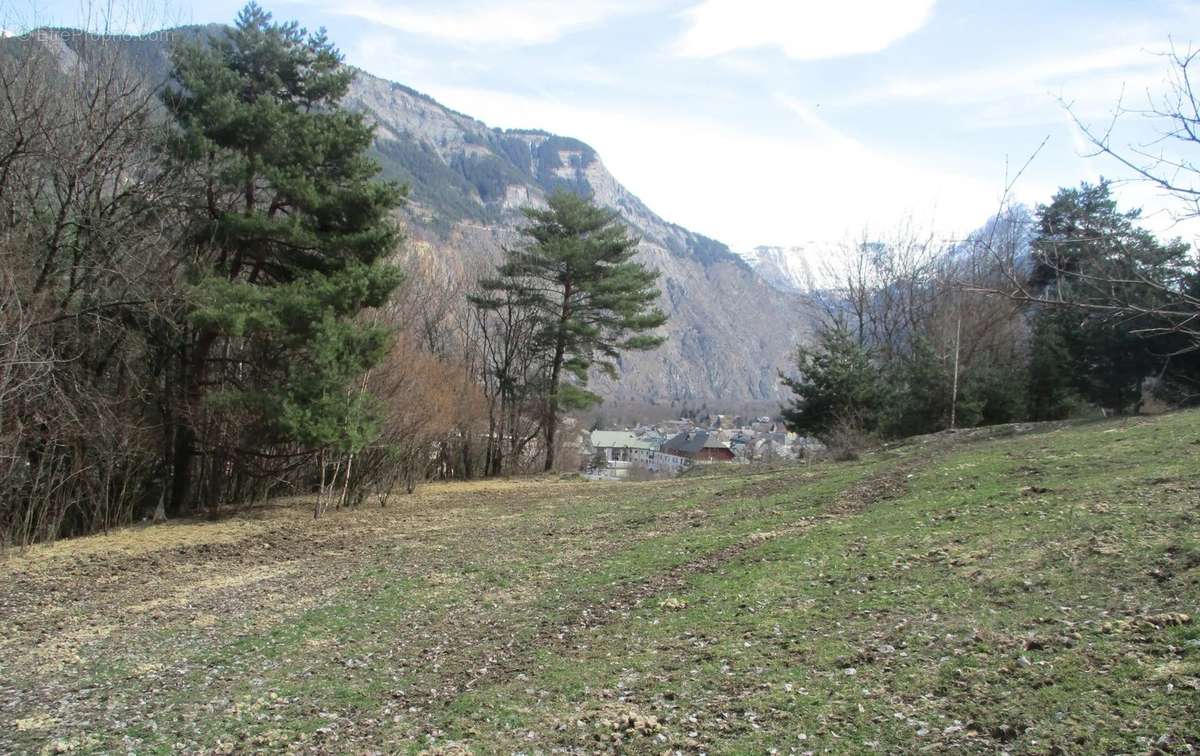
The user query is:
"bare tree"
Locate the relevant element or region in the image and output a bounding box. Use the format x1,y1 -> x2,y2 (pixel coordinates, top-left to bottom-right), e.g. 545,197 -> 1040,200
0,11 -> 186,545
469,281 -> 548,476
1066,43 -> 1200,222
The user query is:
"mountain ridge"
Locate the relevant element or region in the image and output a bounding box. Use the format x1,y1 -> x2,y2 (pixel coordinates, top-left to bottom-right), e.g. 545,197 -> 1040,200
738,245 -> 832,293
10,24 -> 811,402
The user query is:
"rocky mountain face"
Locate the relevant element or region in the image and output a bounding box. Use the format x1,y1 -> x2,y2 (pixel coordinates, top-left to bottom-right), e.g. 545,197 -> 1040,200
19,27 -> 811,403
347,75 -> 810,402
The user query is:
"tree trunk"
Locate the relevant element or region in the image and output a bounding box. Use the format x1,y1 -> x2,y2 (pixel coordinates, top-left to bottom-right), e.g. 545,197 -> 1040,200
950,305 -> 962,429
171,329 -> 217,514
543,358 -> 561,472
170,420 -> 195,514
338,452 -> 354,509
543,284 -> 571,472
314,449 -> 326,519
152,488 -> 168,523
461,429 -> 473,479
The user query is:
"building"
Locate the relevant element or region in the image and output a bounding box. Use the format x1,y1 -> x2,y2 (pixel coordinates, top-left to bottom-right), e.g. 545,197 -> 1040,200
662,430 -> 736,463
589,431 -> 653,464
588,430 -> 692,478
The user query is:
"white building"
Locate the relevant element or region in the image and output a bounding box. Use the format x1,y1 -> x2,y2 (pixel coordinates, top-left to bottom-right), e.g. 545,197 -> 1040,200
589,430 -> 691,478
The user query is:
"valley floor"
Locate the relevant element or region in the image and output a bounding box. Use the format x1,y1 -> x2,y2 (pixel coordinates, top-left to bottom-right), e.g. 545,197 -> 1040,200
1,413 -> 1198,753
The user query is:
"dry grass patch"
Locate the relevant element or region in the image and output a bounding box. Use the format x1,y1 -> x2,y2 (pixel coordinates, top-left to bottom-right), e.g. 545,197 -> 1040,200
30,623 -> 116,672
4,517 -> 274,571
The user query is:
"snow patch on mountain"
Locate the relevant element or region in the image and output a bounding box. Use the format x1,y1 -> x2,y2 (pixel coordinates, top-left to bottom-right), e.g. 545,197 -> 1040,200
738,245 -> 832,293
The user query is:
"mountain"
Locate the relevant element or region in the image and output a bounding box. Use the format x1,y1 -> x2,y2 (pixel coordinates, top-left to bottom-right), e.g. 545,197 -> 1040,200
737,245 -> 832,293
12,26 -> 812,403
347,75 -> 812,402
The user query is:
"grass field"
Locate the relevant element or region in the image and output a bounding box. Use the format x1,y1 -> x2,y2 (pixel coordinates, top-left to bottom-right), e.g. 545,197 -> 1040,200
1,412 -> 1198,754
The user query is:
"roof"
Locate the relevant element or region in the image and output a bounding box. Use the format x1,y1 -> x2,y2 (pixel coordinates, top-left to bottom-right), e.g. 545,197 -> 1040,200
590,430 -> 655,450
662,432 -> 724,456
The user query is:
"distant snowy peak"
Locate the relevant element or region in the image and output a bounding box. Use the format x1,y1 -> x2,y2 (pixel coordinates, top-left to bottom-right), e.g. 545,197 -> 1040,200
738,245 -> 829,293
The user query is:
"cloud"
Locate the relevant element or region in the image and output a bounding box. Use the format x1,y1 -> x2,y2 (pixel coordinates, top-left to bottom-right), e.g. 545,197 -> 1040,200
674,0 -> 936,60
302,0 -> 653,47
848,43 -> 1162,109
824,41 -> 1171,150
773,95 -> 861,150
418,84 -> 1001,248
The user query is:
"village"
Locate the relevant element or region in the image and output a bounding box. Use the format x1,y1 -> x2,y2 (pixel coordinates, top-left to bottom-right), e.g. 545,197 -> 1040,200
582,414 -> 822,479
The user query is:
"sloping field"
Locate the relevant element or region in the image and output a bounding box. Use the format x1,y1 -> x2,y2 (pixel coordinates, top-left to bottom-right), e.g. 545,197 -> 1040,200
1,412 -> 1198,753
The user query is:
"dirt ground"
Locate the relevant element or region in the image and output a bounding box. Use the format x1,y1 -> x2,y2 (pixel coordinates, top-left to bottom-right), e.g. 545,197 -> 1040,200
1,415 -> 1198,754
1,473 -> 753,751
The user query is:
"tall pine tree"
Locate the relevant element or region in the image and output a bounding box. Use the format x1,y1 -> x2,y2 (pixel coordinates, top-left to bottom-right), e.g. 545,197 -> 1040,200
474,192 -> 666,471
1030,181 -> 1192,413
163,4 -> 403,512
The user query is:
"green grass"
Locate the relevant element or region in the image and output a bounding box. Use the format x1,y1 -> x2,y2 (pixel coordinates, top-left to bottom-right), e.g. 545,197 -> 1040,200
3,412 -> 1198,753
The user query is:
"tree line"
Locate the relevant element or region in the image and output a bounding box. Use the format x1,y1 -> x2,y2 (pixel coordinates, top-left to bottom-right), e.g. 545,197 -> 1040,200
0,4 -> 666,545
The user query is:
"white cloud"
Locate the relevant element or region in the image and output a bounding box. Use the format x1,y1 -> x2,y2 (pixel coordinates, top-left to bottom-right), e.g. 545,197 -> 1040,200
419,84 -> 1001,248
851,43 -> 1162,108
773,95 -> 861,150
1059,108 -> 1093,157
303,0 -> 654,47
350,33 -> 437,79
674,0 -> 936,60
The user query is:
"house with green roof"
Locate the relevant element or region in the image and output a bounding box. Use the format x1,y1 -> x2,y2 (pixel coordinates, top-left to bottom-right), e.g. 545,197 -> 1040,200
588,430 -> 690,478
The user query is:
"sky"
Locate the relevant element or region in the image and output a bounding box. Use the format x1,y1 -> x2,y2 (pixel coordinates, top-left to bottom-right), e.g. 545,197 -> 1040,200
9,0 -> 1200,251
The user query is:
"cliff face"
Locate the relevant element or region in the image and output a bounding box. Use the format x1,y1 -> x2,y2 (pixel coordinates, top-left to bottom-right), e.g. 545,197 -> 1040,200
348,75 -> 810,402
17,27 -> 811,402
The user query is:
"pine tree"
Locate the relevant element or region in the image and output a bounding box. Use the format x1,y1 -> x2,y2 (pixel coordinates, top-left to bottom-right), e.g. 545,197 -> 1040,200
1026,310 -> 1082,420
781,326 -> 884,438
960,359 -> 1027,427
163,4 -> 403,512
473,191 -> 666,471
881,337 -> 954,437
1031,180 -> 1192,413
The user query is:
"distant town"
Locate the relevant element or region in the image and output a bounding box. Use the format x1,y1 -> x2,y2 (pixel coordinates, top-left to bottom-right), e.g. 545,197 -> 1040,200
582,414 -> 822,479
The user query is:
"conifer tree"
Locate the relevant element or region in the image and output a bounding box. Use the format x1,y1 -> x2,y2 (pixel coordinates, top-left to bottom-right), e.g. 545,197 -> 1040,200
163,4 -> 403,512
1030,181 -> 1192,413
781,326 -> 884,438
1026,310 -> 1081,420
474,192 -> 666,471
